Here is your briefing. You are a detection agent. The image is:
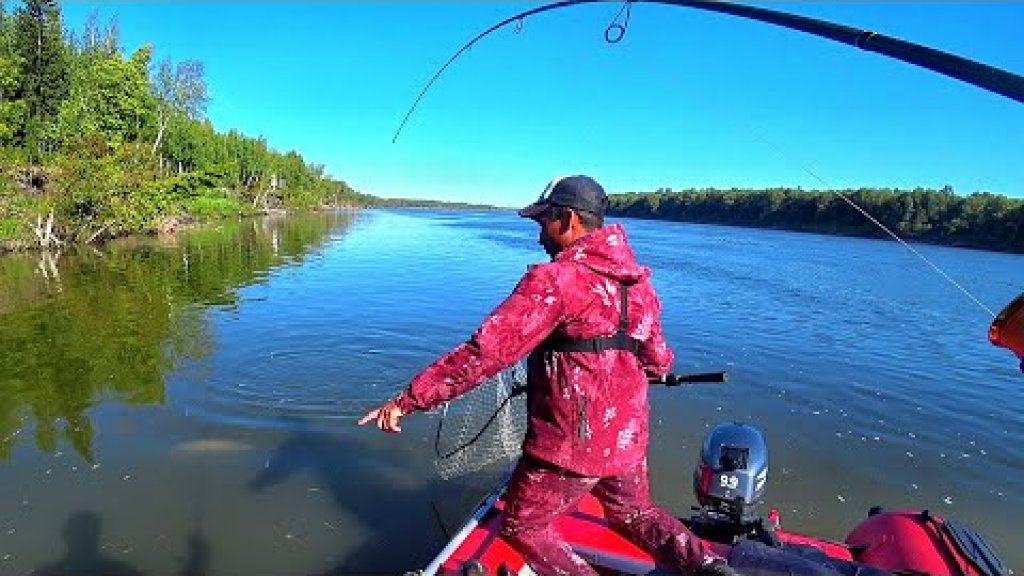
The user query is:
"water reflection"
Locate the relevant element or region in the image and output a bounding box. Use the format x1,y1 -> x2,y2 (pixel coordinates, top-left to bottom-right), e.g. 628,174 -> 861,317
0,211 -> 356,463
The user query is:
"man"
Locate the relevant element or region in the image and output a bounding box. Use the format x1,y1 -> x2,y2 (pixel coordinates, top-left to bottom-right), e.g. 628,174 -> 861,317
359,175 -> 734,576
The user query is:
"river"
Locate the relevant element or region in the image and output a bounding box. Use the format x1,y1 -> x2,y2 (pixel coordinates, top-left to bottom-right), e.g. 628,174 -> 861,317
0,209 -> 1020,575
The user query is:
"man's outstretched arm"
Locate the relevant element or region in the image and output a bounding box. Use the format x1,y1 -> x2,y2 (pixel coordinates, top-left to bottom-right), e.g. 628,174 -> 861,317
358,265 -> 562,432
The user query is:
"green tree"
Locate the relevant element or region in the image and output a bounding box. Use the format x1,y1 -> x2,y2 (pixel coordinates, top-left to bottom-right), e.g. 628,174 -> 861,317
151,57 -> 207,156
57,40 -> 154,148
12,0 -> 69,158
0,2 -> 28,146
0,48 -> 25,145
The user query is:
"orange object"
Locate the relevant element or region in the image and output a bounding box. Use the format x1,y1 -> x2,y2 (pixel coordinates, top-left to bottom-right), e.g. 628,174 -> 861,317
989,293 -> 1024,365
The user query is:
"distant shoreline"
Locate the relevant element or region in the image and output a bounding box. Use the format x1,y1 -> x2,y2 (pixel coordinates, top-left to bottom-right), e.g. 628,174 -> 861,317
607,187 -> 1024,255
5,187 -> 1022,257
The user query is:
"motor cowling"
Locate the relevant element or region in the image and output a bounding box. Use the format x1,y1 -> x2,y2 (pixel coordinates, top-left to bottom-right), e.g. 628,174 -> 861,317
694,422 -> 769,520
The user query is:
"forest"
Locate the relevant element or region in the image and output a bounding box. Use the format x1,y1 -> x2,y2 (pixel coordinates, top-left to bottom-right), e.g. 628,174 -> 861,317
608,186 -> 1024,253
0,0 -> 374,253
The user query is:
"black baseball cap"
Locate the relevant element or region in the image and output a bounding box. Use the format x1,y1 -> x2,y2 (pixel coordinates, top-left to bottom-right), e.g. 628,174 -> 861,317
518,175 -> 609,219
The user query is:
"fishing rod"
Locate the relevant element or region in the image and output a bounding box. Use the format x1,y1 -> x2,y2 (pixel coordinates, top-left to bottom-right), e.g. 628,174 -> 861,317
393,0 -> 1024,371
392,0 -> 1024,143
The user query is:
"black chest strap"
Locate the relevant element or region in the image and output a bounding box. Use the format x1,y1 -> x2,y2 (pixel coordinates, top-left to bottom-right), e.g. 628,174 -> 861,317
542,282 -> 641,354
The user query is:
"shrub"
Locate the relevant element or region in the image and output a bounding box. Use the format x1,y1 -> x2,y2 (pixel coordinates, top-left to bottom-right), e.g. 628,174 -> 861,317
186,192 -> 242,219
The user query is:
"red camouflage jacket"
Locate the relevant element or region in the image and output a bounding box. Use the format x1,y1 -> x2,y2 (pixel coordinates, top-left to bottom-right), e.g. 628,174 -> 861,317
394,223 -> 674,476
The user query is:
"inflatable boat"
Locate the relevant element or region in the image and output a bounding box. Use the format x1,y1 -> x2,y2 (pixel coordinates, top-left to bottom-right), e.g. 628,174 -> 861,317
414,422 -> 1007,576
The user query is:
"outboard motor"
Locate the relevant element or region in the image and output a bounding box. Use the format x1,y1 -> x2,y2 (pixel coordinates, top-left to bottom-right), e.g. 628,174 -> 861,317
694,422 -> 769,524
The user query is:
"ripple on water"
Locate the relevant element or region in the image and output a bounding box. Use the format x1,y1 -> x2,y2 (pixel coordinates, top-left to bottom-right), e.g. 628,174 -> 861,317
172,343 -> 418,430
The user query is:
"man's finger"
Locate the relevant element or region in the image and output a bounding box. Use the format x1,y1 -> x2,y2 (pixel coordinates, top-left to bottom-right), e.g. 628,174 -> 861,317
357,409 -> 379,426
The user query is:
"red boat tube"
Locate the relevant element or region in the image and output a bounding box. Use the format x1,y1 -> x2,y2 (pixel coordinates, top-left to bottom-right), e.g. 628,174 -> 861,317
989,293 -> 1024,371
846,510 -> 1006,576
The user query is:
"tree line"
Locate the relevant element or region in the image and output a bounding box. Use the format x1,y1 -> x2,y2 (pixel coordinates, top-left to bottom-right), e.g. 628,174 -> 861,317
609,186 -> 1024,253
370,197 -> 499,210
0,0 -> 375,252
2,1 -> 1019,255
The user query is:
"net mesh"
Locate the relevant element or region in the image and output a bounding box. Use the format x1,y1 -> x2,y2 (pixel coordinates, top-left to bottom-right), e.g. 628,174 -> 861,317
433,360 -> 528,481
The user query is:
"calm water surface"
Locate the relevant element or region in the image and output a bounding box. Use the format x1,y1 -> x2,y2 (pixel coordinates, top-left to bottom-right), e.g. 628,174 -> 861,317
1,209 -> 1021,575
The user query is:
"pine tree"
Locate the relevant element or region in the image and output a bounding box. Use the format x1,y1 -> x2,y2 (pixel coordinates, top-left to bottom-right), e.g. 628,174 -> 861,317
13,0 -> 69,158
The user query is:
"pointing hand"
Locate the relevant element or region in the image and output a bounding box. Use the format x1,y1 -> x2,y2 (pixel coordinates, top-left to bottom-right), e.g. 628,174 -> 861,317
357,400 -> 406,433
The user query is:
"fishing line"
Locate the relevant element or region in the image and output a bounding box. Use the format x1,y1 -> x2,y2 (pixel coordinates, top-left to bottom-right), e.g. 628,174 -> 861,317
391,0 -> 582,144
392,0 -> 1013,320
655,32 -> 999,315
392,0 -> 1023,371
392,0 -> 1024,144
605,0 -> 634,44
392,1 -> 640,144
737,120 -> 998,318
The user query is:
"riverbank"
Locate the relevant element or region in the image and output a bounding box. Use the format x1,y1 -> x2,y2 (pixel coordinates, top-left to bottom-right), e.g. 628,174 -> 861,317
7,183 -> 1022,257
0,197 -> 363,257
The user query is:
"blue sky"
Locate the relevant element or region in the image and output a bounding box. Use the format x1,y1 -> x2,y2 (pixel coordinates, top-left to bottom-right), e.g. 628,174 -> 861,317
60,2 -> 1024,207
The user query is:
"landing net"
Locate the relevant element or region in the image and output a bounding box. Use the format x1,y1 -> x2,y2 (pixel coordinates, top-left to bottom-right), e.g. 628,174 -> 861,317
433,360 -> 527,481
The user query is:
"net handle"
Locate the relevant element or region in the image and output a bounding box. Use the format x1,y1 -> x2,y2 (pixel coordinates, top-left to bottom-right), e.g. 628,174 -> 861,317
651,371 -> 730,386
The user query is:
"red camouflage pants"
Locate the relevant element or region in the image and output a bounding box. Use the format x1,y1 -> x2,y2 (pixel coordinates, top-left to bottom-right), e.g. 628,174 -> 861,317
499,455 -> 715,576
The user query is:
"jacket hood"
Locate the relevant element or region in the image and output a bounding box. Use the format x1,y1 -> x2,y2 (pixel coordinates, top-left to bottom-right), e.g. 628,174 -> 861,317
555,223 -> 650,283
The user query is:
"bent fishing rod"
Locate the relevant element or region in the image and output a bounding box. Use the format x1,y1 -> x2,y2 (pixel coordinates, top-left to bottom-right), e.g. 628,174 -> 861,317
392,0 -> 1024,371
392,0 -> 1024,143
